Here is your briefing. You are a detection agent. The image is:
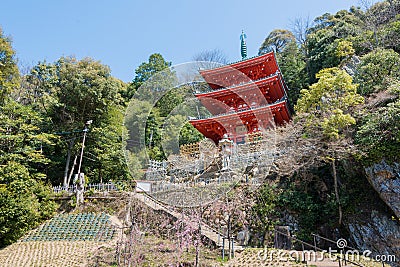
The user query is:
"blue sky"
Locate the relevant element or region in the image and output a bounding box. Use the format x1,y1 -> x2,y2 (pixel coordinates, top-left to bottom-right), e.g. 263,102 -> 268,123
2,0 -> 378,82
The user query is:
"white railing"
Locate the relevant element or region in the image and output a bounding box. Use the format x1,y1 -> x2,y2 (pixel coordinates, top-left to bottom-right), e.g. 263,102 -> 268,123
53,182 -> 118,194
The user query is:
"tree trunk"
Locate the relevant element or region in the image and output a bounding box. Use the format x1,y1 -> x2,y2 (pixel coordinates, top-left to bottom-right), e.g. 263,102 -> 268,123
195,222 -> 200,267
228,215 -> 232,260
262,229 -> 267,247
67,155 -> 78,188
332,159 -> 342,226
98,163 -> 103,184
63,139 -> 75,187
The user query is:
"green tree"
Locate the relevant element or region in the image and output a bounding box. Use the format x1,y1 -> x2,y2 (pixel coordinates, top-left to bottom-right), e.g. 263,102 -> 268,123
296,67 -> 363,139
356,93 -> 400,163
276,41 -> 308,106
258,29 -> 308,107
27,57 -> 129,185
259,29 -> 296,55
306,10 -> 364,81
250,185 -> 279,246
360,0 -> 400,50
162,114 -> 187,156
0,162 -> 56,247
145,109 -> 164,160
336,39 -> 355,64
355,48 -> 400,95
127,53 -> 172,100
0,100 -> 57,246
133,53 -> 171,87
0,100 -> 56,169
379,15 -> 400,52
0,27 -> 19,104
295,67 -> 363,225
53,57 -> 124,127
86,106 -> 130,183
155,89 -> 184,118
179,122 -> 203,146
306,28 -> 341,82
133,54 -> 179,117
0,30 -> 57,245
125,99 -> 153,152
125,150 -> 145,180
126,53 -> 185,162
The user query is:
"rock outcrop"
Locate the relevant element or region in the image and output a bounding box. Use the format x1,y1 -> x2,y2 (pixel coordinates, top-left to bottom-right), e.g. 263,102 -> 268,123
348,210 -> 400,267
365,160 -> 400,218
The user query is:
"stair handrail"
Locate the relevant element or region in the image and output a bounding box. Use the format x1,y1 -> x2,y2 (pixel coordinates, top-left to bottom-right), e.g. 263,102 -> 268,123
311,233 -> 385,267
274,229 -> 365,267
311,233 -> 358,251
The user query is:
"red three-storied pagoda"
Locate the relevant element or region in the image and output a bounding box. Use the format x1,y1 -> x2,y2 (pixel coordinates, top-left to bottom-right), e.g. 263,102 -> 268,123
189,34 -> 291,144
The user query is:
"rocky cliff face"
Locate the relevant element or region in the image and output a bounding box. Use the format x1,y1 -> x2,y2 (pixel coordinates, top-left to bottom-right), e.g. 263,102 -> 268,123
354,160 -> 400,267
365,160 -> 400,218
348,210 -> 400,267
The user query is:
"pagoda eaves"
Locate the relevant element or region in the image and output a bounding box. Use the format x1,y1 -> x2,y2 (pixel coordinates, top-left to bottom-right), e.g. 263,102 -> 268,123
199,51 -> 278,90
189,100 -> 290,144
190,51 -> 291,144
195,73 -> 287,115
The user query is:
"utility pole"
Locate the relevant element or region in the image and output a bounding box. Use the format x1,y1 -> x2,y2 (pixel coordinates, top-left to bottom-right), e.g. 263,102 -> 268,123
77,120 -> 92,175
56,128 -> 88,190
75,120 -> 92,206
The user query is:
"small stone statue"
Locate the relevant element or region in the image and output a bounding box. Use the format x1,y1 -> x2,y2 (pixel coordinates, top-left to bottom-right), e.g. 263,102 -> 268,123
74,173 -> 85,205
219,134 -> 233,171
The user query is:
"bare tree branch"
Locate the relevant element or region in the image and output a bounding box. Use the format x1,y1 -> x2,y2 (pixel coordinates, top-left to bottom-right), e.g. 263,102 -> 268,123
193,49 -> 229,67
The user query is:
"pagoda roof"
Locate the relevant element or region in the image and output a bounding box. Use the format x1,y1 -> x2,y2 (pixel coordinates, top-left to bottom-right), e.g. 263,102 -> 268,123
189,100 -> 291,143
199,51 -> 279,77
199,51 -> 279,90
200,51 -> 276,74
190,99 -> 288,121
194,72 -> 285,100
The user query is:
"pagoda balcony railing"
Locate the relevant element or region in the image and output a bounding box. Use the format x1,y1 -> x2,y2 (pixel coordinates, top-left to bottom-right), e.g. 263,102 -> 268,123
189,97 -> 288,121
194,71 -> 281,95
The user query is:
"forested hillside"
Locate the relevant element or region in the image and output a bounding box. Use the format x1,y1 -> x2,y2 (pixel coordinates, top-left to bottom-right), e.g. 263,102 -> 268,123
0,0 -> 398,256
263,1 -> 400,164
253,0 -> 400,256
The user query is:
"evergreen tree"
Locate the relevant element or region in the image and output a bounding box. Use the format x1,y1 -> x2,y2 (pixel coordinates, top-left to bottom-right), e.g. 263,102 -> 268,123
0,100 -> 57,246
355,48 -> 400,95
27,57 -> 129,184
0,28 -> 19,104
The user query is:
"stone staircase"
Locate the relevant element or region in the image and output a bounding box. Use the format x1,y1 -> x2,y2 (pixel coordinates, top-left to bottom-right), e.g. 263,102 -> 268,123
133,193 -> 385,267
132,192 -> 243,251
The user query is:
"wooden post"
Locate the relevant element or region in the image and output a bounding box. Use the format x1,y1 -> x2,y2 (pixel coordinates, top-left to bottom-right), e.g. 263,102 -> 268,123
231,237 -> 235,258
222,238 -> 225,260
274,226 -> 291,249
313,235 -> 317,252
